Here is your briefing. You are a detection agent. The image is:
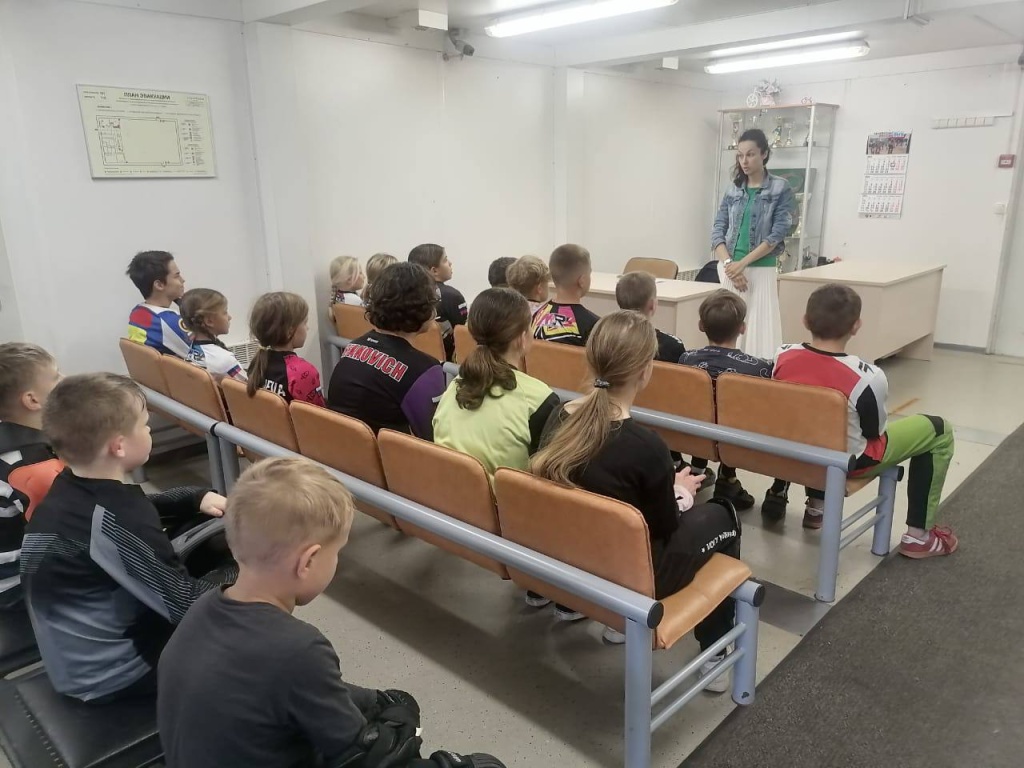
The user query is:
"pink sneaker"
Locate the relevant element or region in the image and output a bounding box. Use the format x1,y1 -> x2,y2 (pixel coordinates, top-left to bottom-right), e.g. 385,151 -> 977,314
898,526 -> 958,559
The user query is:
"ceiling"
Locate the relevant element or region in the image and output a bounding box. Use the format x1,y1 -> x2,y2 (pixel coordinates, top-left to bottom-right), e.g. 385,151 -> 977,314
246,0 -> 1024,72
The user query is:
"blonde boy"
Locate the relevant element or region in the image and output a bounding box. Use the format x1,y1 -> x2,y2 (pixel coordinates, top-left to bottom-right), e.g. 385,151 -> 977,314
531,244 -> 599,346
506,255 -> 550,318
158,458 -> 504,768
0,343 -> 62,609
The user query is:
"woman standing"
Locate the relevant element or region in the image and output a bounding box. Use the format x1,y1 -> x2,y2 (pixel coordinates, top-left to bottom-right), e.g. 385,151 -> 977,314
711,128 -> 795,360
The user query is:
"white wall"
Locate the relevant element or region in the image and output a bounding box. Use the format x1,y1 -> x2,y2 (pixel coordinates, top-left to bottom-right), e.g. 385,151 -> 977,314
291,30 -> 557,320
722,53 -> 1022,348
576,72 -> 719,275
0,0 -> 266,374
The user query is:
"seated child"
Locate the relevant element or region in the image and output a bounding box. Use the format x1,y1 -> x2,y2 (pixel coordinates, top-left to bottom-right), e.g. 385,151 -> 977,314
506,255 -> 550,318
774,284 -> 957,556
614,271 -> 685,362
409,243 -> 467,362
533,312 -> 740,688
246,292 -> 325,406
361,252 -> 397,303
329,255 -> 366,309
0,343 -> 62,610
681,290 -> 776,512
487,256 -> 516,288
434,288 -> 559,476
180,288 -> 247,382
532,244 -> 600,346
21,373 -> 233,702
328,262 -> 445,439
158,457 -> 505,768
126,250 -> 191,359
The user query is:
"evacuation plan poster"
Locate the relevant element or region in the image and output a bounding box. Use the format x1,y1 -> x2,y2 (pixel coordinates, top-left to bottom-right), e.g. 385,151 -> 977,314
76,85 -> 216,178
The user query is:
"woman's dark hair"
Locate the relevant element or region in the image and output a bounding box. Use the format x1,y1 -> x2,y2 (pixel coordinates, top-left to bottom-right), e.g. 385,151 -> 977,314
456,289 -> 531,411
733,128 -> 771,187
365,262 -> 438,334
246,292 -> 309,397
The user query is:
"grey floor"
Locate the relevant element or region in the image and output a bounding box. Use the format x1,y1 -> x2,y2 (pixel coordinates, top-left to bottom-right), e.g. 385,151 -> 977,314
4,349 -> 1022,768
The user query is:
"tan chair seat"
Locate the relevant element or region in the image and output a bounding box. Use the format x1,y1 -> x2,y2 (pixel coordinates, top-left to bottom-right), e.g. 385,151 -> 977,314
655,554 -> 751,650
220,377 -> 299,455
379,430 -> 508,578
290,402 -> 397,528
623,257 -> 678,280
845,476 -> 874,496
495,468 -> 750,651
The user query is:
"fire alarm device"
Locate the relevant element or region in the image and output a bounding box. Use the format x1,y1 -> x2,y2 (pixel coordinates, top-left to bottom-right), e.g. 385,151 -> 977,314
998,154 -> 1016,168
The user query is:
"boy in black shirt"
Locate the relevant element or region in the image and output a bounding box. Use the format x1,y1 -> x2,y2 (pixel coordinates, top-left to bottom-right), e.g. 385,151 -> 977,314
614,271 -> 685,363
22,373 -> 231,702
0,343 -> 62,610
532,244 -> 600,346
680,290 -> 786,514
409,243 -> 467,362
158,457 -> 505,768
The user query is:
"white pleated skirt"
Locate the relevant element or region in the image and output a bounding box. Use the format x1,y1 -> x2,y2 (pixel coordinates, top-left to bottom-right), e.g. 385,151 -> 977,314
716,262 -> 782,361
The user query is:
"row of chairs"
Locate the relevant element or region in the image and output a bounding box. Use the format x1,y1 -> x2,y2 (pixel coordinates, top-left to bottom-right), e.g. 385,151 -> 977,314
510,340 -> 903,600
119,339 -> 754,649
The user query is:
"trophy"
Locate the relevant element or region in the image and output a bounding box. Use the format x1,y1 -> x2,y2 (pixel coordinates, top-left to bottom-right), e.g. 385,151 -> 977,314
784,119 -> 794,147
727,113 -> 742,149
771,117 -> 783,148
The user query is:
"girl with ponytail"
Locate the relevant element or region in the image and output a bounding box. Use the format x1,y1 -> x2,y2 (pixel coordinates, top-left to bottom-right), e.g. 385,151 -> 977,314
181,288 -> 247,382
532,312 -> 742,681
433,288 -> 559,476
246,292 -> 325,406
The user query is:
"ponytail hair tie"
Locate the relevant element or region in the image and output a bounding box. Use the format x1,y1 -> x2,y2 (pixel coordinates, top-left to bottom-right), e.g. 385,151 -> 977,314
593,378 -> 611,390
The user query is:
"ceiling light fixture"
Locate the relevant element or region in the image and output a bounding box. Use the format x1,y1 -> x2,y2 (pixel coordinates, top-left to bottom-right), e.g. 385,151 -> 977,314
704,41 -> 870,74
484,0 -> 678,38
708,31 -> 864,58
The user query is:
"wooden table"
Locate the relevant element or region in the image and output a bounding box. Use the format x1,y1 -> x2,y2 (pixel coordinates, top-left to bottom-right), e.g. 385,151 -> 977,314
778,262 -> 945,363
582,272 -> 719,351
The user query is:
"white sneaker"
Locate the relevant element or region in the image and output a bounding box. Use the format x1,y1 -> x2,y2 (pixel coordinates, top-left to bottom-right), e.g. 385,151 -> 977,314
699,654 -> 730,694
553,604 -> 585,622
602,626 -> 626,644
524,590 -> 551,608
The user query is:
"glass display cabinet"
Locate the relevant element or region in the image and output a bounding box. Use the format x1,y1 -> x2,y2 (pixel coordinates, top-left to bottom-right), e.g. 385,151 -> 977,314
714,103 -> 839,272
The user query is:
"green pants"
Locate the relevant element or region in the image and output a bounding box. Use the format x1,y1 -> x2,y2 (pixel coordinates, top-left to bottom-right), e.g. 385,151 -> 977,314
860,415 -> 955,530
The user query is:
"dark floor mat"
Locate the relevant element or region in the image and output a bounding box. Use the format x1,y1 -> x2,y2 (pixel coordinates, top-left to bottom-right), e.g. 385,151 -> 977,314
683,421 -> 1024,768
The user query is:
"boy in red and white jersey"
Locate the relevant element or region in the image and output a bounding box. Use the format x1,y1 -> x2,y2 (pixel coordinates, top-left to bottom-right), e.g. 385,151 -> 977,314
774,283 -> 956,559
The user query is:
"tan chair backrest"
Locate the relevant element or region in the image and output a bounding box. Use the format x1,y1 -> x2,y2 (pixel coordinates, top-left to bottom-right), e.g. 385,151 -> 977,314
378,430 -> 508,578
290,402 -> 396,528
453,324 -> 475,365
716,373 -> 848,489
159,356 -> 228,422
623,258 -> 678,280
494,468 -> 654,631
332,303 -> 373,341
220,377 -> 299,454
411,324 -> 446,363
524,340 -> 588,392
119,339 -> 169,395
634,362 -> 717,460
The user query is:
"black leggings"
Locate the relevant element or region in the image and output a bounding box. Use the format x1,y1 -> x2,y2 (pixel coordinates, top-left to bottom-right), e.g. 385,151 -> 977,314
652,501 -> 741,651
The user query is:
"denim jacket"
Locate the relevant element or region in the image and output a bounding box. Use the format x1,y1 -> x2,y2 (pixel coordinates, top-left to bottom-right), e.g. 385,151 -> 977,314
711,171 -> 795,260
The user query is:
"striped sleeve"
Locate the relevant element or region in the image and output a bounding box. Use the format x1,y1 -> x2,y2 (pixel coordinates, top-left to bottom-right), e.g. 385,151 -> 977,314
88,503 -> 219,624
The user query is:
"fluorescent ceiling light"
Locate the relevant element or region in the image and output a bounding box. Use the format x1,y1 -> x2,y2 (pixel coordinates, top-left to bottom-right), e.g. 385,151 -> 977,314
705,42 -> 869,74
485,0 -> 678,38
709,31 -> 864,58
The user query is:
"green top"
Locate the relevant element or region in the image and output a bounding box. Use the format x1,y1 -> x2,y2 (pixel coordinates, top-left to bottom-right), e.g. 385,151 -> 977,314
733,187 -> 777,268
432,369 -> 554,478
